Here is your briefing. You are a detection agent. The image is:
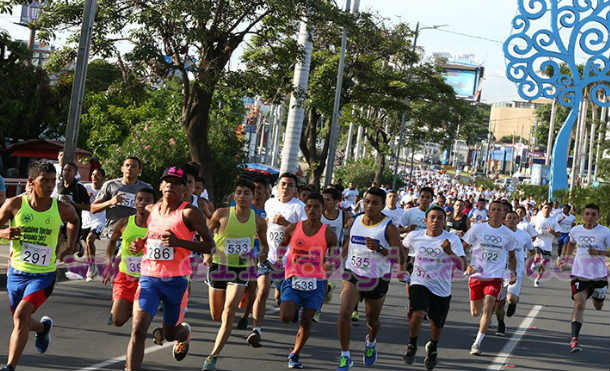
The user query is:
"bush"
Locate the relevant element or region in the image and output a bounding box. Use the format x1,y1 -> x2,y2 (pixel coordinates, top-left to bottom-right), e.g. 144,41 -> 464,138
335,158 -> 405,193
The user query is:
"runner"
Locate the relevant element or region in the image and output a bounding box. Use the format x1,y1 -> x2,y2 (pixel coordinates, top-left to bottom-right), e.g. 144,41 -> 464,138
462,200 -> 517,356
402,205 -> 465,370
278,192 -> 338,369
494,210 -> 534,336
102,188 -> 155,326
82,168 -> 106,281
468,198 -> 489,225
555,204 -> 576,266
237,177 -> 269,330
530,202 -> 560,287
0,161 -> 79,371
382,190 -> 405,228
202,178 -> 269,370
446,199 -> 470,238
336,187 -> 402,370
516,206 -> 537,241
249,172 -> 306,347
124,166 -> 214,371
564,203 -> 610,353
55,161 -> 90,258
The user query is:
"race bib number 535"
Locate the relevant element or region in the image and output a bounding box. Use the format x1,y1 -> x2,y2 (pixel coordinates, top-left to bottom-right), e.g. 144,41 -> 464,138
145,239 -> 174,261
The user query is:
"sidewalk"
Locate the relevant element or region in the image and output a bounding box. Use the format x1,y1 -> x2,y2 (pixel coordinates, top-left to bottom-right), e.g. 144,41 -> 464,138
1,241 -> 108,289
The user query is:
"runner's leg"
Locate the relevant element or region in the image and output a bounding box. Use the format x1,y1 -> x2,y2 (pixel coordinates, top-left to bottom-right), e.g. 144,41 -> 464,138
209,284 -> 247,357
292,308 -> 315,355
7,301 -> 43,368
112,299 -> 133,327
126,309 -> 152,371
338,280 -> 359,351
252,274 -> 270,329
209,286 -> 226,322
364,296 -> 385,343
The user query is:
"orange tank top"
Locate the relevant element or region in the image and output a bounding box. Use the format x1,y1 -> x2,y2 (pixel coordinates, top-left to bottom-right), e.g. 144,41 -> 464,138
285,221 -> 328,279
141,202 -> 195,278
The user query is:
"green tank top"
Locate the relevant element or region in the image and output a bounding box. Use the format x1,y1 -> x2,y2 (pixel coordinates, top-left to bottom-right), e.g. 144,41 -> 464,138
213,207 -> 257,267
119,215 -> 148,278
10,195 -> 62,274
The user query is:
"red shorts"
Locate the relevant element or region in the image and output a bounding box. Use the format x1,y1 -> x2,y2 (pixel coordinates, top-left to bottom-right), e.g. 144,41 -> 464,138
112,272 -> 140,303
469,278 -> 503,301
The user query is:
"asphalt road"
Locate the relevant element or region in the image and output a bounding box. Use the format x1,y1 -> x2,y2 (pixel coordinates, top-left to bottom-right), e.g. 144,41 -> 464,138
0,272 -> 608,371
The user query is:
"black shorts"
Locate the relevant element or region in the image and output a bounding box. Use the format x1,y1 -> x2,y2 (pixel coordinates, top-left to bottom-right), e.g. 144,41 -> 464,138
571,278 -> 608,301
79,227 -> 100,241
344,269 -> 389,300
406,256 -> 414,273
535,248 -> 552,257
207,263 -> 255,290
409,285 -> 451,328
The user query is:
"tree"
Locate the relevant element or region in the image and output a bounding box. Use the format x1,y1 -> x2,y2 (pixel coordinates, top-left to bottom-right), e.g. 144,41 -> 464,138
13,0 -> 343,198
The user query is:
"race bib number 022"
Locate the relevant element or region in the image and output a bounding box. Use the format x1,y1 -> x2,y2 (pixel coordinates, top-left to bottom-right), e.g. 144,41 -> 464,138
292,277 -> 317,291
21,243 -> 52,266
145,239 -> 174,261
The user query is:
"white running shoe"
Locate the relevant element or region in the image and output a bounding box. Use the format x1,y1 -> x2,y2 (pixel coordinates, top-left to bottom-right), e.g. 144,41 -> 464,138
470,343 -> 481,356
534,279 -> 540,288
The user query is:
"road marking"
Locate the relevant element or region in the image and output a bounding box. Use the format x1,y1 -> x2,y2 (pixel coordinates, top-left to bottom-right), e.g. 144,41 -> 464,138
75,341 -> 173,371
487,304 -> 543,370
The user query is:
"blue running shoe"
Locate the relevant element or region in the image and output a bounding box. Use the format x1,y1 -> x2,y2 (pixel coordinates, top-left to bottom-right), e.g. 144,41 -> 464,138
35,316 -> 53,354
1,365 -> 16,371
202,356 -> 217,370
337,355 -> 353,371
288,353 -> 303,369
363,336 -> 377,366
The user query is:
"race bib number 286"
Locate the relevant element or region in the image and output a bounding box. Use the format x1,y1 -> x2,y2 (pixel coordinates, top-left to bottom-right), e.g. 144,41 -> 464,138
145,239 -> 174,261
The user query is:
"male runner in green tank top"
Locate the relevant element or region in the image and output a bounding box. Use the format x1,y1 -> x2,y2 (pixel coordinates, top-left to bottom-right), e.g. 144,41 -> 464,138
0,161 -> 79,371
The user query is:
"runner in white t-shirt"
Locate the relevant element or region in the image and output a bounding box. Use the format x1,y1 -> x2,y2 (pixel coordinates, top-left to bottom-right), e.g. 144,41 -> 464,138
382,190 -> 404,228
249,172 -> 306,348
516,206 -> 537,241
468,198 -> 489,225
462,200 -> 517,356
555,204 -> 576,267
531,202 -> 560,287
494,210 -> 534,336
342,183 -> 359,209
402,205 -> 465,369
564,203 -> 610,353
82,168 -> 106,281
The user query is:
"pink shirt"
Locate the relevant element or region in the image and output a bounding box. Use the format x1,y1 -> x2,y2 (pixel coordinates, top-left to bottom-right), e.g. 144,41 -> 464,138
285,222 -> 327,279
141,202 -> 195,278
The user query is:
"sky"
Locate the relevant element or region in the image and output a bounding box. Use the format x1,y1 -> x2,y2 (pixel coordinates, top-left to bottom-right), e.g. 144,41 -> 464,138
0,0 -> 523,104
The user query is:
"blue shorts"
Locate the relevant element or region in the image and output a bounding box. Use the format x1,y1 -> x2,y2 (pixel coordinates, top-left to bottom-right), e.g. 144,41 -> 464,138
280,277 -> 326,310
558,233 -> 570,246
135,276 -> 189,326
7,267 -> 56,313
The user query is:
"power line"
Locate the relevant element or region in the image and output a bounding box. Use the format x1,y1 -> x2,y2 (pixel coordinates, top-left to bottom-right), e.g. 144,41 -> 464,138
432,28 -> 503,44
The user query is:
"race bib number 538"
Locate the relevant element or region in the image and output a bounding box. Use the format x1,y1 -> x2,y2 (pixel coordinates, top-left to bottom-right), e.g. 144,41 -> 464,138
145,239 -> 174,261
292,277 -> 317,291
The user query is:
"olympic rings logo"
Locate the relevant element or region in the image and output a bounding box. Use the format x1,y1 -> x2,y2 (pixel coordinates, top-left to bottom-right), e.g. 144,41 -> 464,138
484,235 -> 502,244
421,247 -> 442,257
578,236 -> 596,244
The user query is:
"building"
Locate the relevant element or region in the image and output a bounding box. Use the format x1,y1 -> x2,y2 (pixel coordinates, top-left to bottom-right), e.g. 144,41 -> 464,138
489,99 -> 550,143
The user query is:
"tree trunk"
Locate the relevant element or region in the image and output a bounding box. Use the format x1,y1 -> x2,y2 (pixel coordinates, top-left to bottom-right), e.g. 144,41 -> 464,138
374,150 -> 385,185
300,110 -> 330,188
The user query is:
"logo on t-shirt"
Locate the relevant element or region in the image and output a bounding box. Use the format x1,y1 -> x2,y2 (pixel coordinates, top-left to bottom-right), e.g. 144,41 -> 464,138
483,234 -> 503,246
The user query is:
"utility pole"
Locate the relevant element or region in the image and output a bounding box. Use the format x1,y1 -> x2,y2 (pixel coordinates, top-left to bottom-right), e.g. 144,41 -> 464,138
325,0 -> 358,186
545,98 -> 557,166
280,19 -> 314,174
63,0 -> 97,167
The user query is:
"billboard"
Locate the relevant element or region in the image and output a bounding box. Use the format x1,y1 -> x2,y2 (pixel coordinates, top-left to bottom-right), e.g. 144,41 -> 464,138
20,1 -> 46,24
442,62 -> 484,101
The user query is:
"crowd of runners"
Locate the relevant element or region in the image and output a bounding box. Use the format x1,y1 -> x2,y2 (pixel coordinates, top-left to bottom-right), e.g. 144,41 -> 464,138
0,156 -> 609,371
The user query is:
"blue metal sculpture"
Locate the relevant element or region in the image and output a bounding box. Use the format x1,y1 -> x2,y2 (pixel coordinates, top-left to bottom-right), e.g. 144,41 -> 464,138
504,0 -> 610,198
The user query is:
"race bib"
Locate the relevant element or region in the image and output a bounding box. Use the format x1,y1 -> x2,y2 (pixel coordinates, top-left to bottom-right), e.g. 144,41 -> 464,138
126,256 -> 142,273
350,254 -> 371,269
226,238 -> 251,256
482,248 -> 499,263
119,192 -> 136,209
21,243 -> 52,266
268,225 -> 285,243
291,277 -> 317,291
145,239 -> 174,261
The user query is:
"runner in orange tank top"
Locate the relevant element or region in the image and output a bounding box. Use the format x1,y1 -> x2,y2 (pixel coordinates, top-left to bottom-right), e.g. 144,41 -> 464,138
125,166 -> 214,371
277,193 -> 338,369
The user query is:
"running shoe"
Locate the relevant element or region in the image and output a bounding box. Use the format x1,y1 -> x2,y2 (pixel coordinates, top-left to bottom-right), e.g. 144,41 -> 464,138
86,263 -> 98,282
173,322 -> 191,361
107,312 -> 113,326
506,303 -> 517,317
202,356 -> 217,370
470,343 -> 481,356
77,244 -> 85,258
424,341 -> 438,370
496,320 -> 506,336
1,365 -> 15,371
288,352 -> 304,369
312,311 -> 321,323
570,338 -> 582,353
337,355 -> 353,371
363,336 -> 377,366
35,316 -> 53,354
351,311 -> 359,322
403,343 -> 416,364
534,279 -> 540,288
247,328 -> 262,347
152,327 -> 164,345
236,317 -> 248,330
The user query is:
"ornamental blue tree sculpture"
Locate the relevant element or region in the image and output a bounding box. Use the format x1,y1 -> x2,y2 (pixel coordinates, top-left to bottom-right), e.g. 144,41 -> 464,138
504,0 -> 610,199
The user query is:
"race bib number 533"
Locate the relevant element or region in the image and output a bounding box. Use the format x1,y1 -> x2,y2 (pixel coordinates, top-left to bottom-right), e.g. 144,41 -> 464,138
145,239 -> 174,261
226,238 -> 250,256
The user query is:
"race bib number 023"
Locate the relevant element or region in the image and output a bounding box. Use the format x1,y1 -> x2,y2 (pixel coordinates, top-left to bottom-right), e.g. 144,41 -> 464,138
21,243 -> 52,266
145,239 -> 174,261
292,277 -> 317,291
226,238 -> 250,256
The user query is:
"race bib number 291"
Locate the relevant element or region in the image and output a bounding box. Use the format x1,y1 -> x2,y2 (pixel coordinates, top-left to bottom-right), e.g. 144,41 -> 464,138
21,243 -> 52,266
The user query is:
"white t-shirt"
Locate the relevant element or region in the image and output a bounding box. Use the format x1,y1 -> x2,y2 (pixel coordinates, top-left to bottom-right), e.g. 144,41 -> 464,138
532,215 -> 560,252
403,230 -> 464,297
382,207 -> 404,228
463,223 -> 518,279
81,183 -> 105,230
551,208 -> 563,218
570,224 -> 610,280
510,228 -> 534,276
342,188 -> 359,204
264,197 -> 307,264
200,189 -> 209,201
555,213 -> 576,234
400,207 -> 426,231
469,208 -> 489,224
517,220 -> 537,239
